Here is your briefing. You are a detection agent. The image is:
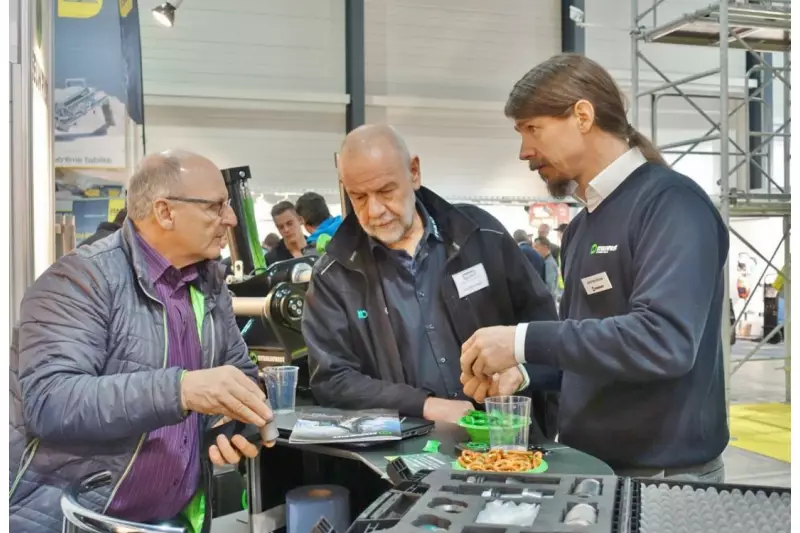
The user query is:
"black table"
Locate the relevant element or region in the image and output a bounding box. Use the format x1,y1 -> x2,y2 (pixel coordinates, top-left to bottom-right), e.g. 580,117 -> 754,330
239,418 -> 612,533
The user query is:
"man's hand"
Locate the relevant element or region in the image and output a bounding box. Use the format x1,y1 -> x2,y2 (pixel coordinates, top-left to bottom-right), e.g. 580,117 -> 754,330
207,416 -> 276,467
422,397 -> 474,423
460,326 -> 518,380
209,433 -> 261,466
181,365 -> 272,426
461,366 -> 524,403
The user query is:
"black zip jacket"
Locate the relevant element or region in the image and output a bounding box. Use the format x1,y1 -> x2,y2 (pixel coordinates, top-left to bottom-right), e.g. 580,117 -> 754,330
302,187 -> 560,439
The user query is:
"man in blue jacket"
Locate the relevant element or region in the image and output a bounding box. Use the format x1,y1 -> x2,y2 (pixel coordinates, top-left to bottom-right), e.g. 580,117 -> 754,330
10,150 -> 275,533
460,54 -> 729,482
295,191 -> 343,253
513,229 -> 546,281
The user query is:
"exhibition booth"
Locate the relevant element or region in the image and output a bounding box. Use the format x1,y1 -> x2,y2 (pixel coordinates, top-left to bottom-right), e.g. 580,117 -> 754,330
8,1 -> 791,533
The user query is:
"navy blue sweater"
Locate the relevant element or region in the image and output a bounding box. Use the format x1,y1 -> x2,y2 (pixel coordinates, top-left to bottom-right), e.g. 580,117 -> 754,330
522,163 -> 729,470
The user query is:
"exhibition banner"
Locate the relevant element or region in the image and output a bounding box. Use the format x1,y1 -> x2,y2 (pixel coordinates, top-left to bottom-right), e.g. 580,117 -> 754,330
53,0 -> 144,169
120,0 -> 145,126
72,198 -> 125,243
528,202 -> 571,228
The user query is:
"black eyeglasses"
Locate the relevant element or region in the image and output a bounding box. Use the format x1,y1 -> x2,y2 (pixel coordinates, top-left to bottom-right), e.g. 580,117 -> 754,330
166,196 -> 232,218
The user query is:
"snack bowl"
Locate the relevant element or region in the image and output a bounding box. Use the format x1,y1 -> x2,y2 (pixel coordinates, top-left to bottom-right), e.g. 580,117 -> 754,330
451,458 -> 549,474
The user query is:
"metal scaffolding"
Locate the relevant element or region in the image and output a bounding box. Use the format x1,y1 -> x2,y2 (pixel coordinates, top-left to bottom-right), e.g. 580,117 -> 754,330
630,0 -> 791,404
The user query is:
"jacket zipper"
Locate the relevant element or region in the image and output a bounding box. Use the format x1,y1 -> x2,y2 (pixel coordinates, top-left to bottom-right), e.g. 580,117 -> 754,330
200,312 -> 215,533
209,314 -> 216,367
103,282 -> 169,513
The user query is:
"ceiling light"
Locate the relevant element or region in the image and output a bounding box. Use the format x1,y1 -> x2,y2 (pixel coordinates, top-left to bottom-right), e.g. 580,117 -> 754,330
152,0 -> 183,28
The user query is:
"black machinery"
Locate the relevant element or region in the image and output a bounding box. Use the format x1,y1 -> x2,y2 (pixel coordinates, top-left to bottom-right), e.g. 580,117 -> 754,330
222,165 -> 318,396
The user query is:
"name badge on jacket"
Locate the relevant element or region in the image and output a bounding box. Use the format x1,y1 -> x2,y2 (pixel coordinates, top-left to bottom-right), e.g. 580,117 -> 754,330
582,272 -> 613,295
453,264 -> 490,298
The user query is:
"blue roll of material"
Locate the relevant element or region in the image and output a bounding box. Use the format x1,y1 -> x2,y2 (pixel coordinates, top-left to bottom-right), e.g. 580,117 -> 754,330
286,485 -> 350,533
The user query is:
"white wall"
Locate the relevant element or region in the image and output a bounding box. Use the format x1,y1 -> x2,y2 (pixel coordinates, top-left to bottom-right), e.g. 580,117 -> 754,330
141,0 -> 348,197
141,0 -> 345,98
141,0 -> 562,203
145,106 -> 345,195
363,0 -> 560,199
365,0 -> 560,101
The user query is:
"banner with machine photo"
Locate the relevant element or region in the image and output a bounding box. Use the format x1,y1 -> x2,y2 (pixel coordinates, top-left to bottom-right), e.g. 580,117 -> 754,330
71,197 -> 126,244
53,0 -> 144,172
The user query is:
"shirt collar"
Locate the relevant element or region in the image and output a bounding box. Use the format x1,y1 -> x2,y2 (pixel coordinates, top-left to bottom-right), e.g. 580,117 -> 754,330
134,231 -> 199,288
569,148 -> 647,212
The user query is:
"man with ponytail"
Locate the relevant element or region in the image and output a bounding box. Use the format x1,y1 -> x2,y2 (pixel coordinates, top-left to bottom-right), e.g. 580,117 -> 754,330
459,53 -> 729,482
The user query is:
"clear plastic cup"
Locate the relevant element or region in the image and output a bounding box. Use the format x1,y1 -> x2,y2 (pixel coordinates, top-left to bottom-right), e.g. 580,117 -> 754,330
484,395 -> 531,451
262,365 -> 299,414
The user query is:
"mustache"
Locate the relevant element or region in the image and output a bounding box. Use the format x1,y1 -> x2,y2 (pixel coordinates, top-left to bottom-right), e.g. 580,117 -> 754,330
528,160 -> 546,171
370,219 -> 396,229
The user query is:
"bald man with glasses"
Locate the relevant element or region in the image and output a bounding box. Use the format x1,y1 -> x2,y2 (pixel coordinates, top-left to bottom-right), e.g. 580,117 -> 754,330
10,150 -> 275,532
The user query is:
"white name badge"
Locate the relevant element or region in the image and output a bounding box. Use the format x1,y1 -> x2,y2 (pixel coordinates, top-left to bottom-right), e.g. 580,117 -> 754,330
452,264 -> 490,298
582,272 -> 613,295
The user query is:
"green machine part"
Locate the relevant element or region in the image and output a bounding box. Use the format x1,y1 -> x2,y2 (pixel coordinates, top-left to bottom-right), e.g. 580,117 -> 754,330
241,193 -> 266,274
222,166 -> 267,276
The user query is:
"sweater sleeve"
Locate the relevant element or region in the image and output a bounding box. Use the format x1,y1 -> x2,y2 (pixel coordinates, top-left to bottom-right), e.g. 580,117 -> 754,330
522,185 -> 728,382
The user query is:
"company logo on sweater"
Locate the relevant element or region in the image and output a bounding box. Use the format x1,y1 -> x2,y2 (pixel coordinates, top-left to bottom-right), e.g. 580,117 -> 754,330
590,243 -> 618,255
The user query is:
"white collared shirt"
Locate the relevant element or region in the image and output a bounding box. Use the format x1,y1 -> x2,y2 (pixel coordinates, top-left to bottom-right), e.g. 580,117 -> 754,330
513,148 -> 647,362
567,148 -> 648,213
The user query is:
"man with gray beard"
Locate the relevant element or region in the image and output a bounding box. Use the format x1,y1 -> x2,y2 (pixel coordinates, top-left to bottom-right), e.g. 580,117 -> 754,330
302,125 -> 560,440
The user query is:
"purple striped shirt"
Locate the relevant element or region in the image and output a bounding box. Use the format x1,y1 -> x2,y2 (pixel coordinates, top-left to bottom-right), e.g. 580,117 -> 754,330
107,233 -> 203,522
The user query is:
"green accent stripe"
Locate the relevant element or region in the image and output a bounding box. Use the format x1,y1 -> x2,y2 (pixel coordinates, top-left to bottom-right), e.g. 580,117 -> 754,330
189,286 -> 205,341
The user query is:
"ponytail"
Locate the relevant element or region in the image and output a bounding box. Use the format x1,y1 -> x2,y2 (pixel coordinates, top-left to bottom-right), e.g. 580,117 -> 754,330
627,126 -> 666,165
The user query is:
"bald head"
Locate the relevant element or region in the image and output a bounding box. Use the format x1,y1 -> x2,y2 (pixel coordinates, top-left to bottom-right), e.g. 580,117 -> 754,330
127,150 -> 218,220
337,124 -> 422,247
537,223 -> 551,238
126,149 -> 236,268
339,124 -> 411,169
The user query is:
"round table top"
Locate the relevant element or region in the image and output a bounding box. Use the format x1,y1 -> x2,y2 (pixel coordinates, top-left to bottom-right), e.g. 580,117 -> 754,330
269,420 -> 613,479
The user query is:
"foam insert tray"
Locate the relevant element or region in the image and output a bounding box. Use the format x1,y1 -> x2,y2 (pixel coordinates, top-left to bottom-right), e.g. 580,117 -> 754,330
346,468 -> 621,533
630,478 -> 791,533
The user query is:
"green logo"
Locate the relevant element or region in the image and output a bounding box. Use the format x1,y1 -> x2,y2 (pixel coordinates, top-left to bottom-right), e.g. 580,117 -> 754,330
590,243 -> 598,255
357,309 -> 368,319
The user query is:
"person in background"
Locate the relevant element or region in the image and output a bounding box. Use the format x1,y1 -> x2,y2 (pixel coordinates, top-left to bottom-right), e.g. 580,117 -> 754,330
266,201 -> 307,264
262,232 -> 280,254
79,207 -> 128,247
537,222 -> 560,261
295,191 -> 343,252
10,150 -> 275,532
512,229 -> 545,281
460,53 -> 729,482
533,236 -> 561,304
303,125 -> 559,440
